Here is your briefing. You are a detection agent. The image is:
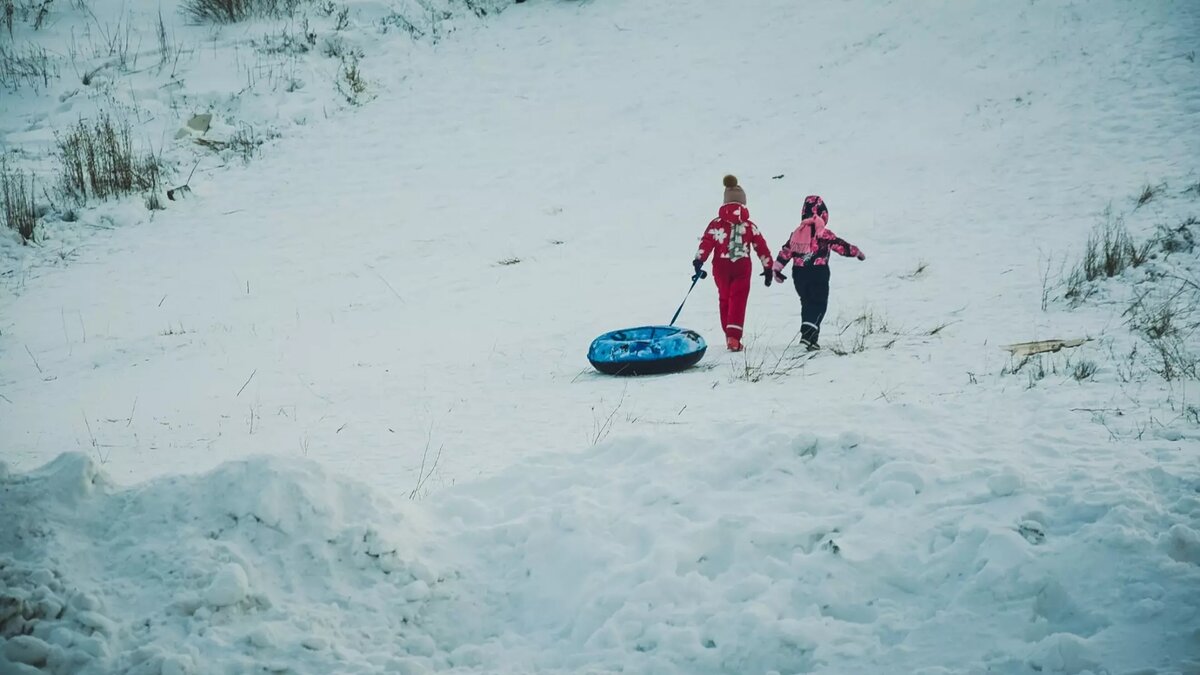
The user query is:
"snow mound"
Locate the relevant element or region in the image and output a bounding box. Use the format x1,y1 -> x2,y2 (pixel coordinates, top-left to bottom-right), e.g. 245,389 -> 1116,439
4,425 -> 1200,673
0,452 -> 439,675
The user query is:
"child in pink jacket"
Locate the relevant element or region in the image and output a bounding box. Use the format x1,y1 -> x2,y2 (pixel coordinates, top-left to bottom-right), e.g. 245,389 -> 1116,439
772,195 -> 866,351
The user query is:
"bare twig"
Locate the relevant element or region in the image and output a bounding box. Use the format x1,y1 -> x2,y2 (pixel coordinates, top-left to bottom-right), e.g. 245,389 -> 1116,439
1164,272 -> 1200,294
236,369 -> 257,397
899,260 -> 929,280
368,266 -> 405,303
926,320 -> 958,336
770,327 -> 806,374
591,386 -> 627,445
185,157 -> 202,184
410,423 -> 444,500
298,375 -> 333,403
82,411 -> 107,463
25,345 -> 42,374
1039,254 -> 1055,311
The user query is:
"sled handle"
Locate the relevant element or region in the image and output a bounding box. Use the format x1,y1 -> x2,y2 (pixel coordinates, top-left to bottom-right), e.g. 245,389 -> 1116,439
669,273 -> 704,326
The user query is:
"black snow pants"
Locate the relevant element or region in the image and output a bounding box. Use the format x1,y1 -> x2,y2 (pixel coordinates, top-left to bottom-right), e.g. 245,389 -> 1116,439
792,265 -> 831,347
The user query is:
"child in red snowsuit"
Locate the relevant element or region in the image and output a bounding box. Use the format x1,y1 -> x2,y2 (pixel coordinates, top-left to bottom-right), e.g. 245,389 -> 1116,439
692,175 -> 774,352
772,195 -> 866,351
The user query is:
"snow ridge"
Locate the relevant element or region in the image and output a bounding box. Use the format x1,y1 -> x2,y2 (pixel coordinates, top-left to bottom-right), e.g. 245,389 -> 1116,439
1,453 -> 438,674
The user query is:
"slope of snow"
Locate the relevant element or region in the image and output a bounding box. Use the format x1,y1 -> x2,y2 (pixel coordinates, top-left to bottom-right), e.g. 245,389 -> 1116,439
0,0 -> 508,275
2,0 -> 1200,673
2,0 -> 1197,485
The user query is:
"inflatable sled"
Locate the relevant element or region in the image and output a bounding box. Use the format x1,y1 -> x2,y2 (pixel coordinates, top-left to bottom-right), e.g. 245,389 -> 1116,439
587,325 -> 707,376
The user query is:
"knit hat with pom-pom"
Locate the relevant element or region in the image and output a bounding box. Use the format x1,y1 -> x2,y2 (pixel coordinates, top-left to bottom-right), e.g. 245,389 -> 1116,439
722,174 -> 747,205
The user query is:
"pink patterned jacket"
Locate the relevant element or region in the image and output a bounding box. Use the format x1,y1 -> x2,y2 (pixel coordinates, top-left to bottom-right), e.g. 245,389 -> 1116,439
772,216 -> 861,270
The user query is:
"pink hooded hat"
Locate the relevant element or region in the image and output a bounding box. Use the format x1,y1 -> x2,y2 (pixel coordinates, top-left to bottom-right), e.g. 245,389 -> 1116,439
789,195 -> 829,253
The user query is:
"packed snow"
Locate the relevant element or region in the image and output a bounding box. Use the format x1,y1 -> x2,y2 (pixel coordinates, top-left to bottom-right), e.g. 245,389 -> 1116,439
3,0 -> 1200,673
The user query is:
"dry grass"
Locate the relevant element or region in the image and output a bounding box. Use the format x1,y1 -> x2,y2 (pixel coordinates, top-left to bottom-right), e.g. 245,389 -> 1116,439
182,0 -> 312,24
4,0 -> 59,36
337,54 -> 368,105
899,260 -> 929,280
1065,209 -> 1150,300
1157,217 -> 1197,255
1071,359 -> 1098,381
1125,284 -> 1200,381
56,112 -> 165,205
728,331 -> 819,382
1135,183 -> 1161,208
827,309 -> 894,356
0,43 -> 58,91
1,156 -> 37,242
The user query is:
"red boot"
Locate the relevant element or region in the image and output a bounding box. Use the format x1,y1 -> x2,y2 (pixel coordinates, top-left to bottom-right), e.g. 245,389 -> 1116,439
726,337 -> 743,352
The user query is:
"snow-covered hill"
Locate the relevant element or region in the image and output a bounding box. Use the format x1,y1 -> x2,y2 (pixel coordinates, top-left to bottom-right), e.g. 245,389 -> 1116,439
2,0 -> 1199,673
1,0 -> 509,273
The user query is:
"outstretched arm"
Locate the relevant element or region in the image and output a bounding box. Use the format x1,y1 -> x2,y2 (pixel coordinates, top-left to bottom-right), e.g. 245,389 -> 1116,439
823,229 -> 862,258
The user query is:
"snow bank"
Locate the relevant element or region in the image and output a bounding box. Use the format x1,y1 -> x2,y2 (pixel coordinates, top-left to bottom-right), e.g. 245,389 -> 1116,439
4,428 -> 1198,673
0,452 -> 440,674
424,428 -> 1200,674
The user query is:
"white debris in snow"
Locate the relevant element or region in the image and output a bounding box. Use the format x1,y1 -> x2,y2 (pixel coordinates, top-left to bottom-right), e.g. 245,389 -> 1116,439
203,563 -> 250,608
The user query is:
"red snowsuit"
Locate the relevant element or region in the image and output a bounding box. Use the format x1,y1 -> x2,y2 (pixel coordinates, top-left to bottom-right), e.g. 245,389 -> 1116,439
694,203 -> 773,340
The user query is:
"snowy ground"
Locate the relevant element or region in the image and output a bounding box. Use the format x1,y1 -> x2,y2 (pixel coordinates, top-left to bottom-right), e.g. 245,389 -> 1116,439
3,0 -> 1200,673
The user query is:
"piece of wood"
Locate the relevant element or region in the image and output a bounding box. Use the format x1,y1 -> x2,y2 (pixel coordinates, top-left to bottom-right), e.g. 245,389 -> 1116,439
1001,338 -> 1088,357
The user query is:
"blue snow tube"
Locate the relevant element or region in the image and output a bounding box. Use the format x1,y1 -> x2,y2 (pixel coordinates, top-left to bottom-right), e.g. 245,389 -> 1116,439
587,326 -> 707,376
